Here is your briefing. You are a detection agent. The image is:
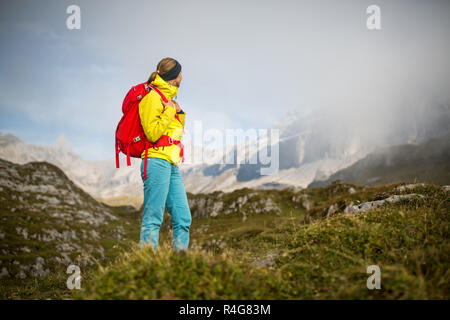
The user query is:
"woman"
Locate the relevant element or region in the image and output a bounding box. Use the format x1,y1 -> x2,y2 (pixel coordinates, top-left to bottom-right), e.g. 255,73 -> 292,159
138,57 -> 192,251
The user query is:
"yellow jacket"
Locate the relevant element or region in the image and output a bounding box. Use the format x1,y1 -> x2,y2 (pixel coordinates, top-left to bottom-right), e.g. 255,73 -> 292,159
139,74 -> 185,165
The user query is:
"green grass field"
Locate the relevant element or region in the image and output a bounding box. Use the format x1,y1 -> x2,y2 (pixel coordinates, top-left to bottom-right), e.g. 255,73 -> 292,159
2,182 -> 449,299
75,182 -> 449,299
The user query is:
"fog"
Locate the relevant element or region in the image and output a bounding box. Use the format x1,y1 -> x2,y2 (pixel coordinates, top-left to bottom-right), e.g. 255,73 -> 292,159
0,0 -> 449,160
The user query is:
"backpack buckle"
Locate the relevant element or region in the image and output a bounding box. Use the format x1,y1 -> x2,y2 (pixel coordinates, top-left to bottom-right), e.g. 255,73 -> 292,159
168,137 -> 174,144
133,136 -> 141,143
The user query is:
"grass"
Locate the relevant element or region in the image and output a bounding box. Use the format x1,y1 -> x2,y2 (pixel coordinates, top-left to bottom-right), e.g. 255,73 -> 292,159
1,165 -> 448,300
73,182 -> 449,299
74,246 -> 288,300
276,195 -> 449,299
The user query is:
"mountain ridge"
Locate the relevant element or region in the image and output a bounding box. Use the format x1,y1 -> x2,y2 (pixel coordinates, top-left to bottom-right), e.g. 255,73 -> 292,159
1,101 -> 448,199
0,157 -> 139,283
308,133 -> 450,188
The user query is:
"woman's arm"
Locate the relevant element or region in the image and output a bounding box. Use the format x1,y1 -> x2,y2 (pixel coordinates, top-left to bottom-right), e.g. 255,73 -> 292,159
139,93 -> 176,142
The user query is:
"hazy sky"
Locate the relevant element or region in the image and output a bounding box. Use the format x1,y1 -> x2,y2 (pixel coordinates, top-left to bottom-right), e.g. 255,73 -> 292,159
1,0 -> 449,160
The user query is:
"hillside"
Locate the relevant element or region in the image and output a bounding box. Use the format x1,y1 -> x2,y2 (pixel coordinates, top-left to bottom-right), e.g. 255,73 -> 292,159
0,158 -> 140,299
77,181 -> 449,299
1,156 -> 448,299
308,134 -> 450,188
0,132 -> 144,200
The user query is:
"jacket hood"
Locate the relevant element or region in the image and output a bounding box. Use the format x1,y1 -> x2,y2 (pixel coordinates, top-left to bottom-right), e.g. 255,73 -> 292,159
151,74 -> 178,100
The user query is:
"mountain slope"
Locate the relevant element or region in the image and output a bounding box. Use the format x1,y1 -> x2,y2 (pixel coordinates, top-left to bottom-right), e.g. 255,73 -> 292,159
1,101 -> 449,198
308,134 -> 450,188
76,182 -> 450,299
0,157 -> 140,286
0,132 -> 143,199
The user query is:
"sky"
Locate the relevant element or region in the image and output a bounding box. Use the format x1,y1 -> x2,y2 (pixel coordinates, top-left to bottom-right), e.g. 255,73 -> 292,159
0,0 -> 449,160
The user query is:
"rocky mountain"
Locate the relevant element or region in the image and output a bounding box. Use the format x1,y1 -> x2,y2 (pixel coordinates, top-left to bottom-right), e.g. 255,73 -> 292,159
183,101 -> 450,193
1,151 -> 449,299
0,158 -> 139,281
0,154 -> 296,282
308,133 -> 450,188
0,132 -> 143,199
1,101 -> 448,200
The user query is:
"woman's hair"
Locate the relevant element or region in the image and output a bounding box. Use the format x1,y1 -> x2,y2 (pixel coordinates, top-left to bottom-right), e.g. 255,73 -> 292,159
147,57 -> 177,83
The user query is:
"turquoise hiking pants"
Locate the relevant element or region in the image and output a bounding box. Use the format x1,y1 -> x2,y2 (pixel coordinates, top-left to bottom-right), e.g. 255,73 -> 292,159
140,157 -> 192,250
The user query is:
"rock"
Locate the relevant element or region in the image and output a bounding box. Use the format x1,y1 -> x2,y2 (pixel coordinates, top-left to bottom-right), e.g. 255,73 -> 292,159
90,230 -> 100,239
302,200 -> 312,211
210,211 -> 218,218
344,194 -> 425,215
263,198 -> 281,215
60,253 -> 72,264
189,191 -> 282,218
15,227 -> 28,240
326,203 -> 339,217
344,202 -> 354,214
15,270 -> 27,279
210,201 -> 223,217
292,193 -> 313,211
348,187 -> 356,194
30,257 -> 51,277
395,183 -> 426,192
292,193 -> 308,203
0,267 -> 10,279
252,252 -> 278,268
236,195 -> 248,208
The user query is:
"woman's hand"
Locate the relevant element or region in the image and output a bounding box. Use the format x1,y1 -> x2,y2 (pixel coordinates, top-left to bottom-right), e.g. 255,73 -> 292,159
161,99 -> 175,109
171,100 -> 182,113
161,99 -> 182,113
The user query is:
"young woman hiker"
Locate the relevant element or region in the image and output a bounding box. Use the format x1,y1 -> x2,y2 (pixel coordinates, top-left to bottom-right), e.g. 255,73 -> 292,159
138,57 -> 192,251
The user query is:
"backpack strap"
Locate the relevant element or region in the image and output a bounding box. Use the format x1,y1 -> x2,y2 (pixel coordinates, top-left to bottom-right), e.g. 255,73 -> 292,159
126,144 -> 131,166
153,135 -> 185,163
115,138 -> 120,169
143,141 -> 149,180
147,84 -> 169,103
175,114 -> 183,126
148,84 -> 184,127
144,84 -> 185,166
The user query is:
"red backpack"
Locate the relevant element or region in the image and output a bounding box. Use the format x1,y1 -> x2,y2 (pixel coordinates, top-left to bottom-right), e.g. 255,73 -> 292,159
115,82 -> 184,180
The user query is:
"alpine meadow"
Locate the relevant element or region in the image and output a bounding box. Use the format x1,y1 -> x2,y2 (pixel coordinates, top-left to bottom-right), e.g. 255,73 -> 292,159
1,0 -> 450,304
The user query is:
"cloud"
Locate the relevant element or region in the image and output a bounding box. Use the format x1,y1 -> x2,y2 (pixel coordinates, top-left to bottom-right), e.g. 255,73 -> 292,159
0,0 -> 449,161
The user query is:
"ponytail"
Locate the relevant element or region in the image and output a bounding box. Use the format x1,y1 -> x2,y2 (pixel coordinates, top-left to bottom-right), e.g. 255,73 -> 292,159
147,71 -> 158,83
146,57 -> 177,83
